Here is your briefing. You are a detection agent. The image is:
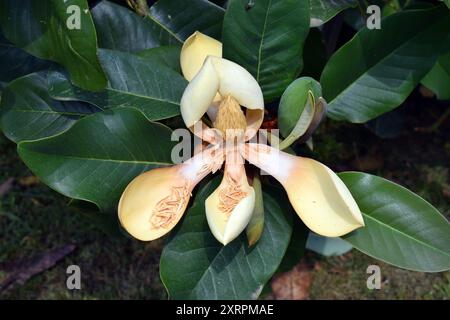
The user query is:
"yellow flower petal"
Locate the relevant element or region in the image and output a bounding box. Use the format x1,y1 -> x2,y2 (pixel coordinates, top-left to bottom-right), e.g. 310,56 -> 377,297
205,151 -> 255,245
118,147 -> 224,241
242,143 -> 364,237
180,56 -> 264,130
210,57 -> 264,111
180,57 -> 219,128
180,31 -> 222,81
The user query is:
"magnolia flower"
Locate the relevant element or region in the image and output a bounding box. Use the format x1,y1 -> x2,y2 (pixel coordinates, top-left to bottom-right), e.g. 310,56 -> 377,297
118,32 -> 364,245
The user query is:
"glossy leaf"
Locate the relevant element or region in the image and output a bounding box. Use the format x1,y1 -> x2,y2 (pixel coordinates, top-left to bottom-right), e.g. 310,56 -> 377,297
306,232 -> 353,256
321,7 -> 450,123
310,0 -> 357,27
160,178 -> 293,300
92,0 -> 180,51
0,73 -> 100,143
339,172 -> 450,272
135,46 -> 181,73
0,43 -> 53,83
0,0 -> 107,91
18,108 -> 176,212
149,0 -> 225,41
48,49 -> 187,121
103,0 -> 226,47
222,0 -> 310,101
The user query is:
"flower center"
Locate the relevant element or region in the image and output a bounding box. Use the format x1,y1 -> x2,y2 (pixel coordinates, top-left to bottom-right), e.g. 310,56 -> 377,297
213,95 -> 247,139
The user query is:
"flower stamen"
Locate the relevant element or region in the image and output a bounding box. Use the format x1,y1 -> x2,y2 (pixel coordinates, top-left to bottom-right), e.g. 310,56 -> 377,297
213,95 -> 247,139
150,182 -> 191,229
218,174 -> 248,218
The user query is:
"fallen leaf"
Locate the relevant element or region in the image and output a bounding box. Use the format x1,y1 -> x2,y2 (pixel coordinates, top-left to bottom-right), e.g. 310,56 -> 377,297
0,244 -> 76,293
270,261 -> 312,300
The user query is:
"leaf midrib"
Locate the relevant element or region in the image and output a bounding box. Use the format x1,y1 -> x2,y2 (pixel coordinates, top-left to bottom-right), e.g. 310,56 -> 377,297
106,87 -> 181,106
19,147 -> 172,166
360,212 -> 450,258
10,109 -> 94,116
146,11 -> 183,43
255,0 -> 272,82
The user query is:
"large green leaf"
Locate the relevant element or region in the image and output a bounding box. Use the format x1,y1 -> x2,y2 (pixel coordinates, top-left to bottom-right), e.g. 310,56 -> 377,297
17,108 -> 176,212
100,0 -> 225,47
160,178 -> 293,300
222,0 -> 310,101
149,0 -> 225,41
310,0 -> 358,27
321,7 -> 450,123
0,0 -> 106,91
339,172 -> 450,272
0,43 -> 53,84
134,46 -> 181,73
0,73 -> 100,143
48,49 -> 187,121
92,0 -> 180,51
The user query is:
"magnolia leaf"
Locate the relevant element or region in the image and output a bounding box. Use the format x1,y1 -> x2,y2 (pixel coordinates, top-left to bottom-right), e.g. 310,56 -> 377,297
321,7 -> 450,123
18,108 -> 176,212
310,0 -> 358,27
222,0 -> 310,101
48,49 -> 187,121
135,46 -> 181,73
0,42 -> 53,83
92,0 -> 224,50
0,73 -> 100,143
92,0 -> 179,51
340,172 -> 450,272
149,0 -> 225,41
0,0 -> 107,91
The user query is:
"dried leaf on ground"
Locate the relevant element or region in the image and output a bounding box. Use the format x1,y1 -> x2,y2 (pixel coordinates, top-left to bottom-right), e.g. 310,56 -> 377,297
0,244 -> 76,293
270,261 -> 313,300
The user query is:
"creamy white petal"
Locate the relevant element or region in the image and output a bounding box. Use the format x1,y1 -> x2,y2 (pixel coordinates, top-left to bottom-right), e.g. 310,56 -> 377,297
205,151 -> 255,245
118,147 -> 224,241
210,57 -> 264,111
180,56 -> 264,129
180,58 -> 219,127
180,31 -> 222,81
242,143 -> 364,237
